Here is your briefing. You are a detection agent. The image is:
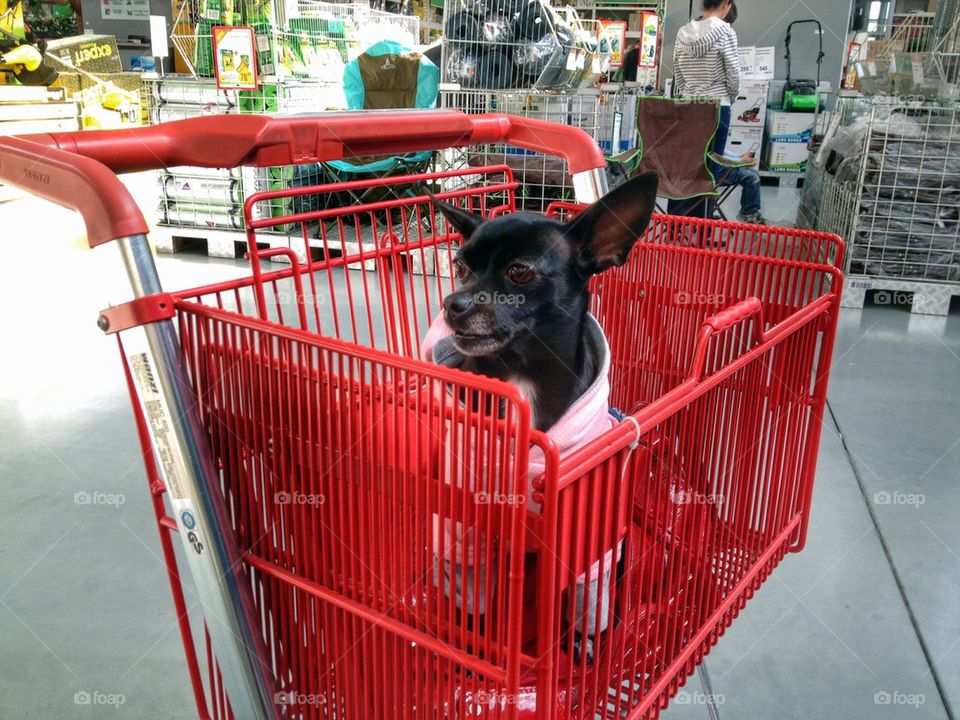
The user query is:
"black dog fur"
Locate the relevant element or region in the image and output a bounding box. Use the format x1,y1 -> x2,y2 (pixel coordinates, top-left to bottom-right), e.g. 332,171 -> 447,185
429,172 -> 659,663
431,171 -> 659,433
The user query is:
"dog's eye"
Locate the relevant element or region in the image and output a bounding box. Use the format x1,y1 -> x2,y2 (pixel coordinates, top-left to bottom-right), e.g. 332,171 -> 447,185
506,263 -> 535,285
453,259 -> 470,282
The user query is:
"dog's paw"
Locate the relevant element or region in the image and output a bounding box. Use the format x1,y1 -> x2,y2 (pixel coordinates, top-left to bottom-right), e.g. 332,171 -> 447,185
572,633 -> 594,665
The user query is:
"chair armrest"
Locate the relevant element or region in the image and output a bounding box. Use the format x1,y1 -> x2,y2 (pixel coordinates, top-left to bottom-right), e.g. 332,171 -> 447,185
709,151 -> 753,169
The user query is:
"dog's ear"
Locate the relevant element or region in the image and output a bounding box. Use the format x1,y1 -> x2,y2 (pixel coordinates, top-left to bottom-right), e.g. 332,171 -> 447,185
430,194 -> 485,240
564,171 -> 658,274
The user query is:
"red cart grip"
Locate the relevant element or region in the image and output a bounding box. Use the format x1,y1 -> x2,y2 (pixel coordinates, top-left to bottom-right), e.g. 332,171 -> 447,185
687,297 -> 766,382
16,111 -> 606,174
1,111 -> 606,248
0,135 -> 150,244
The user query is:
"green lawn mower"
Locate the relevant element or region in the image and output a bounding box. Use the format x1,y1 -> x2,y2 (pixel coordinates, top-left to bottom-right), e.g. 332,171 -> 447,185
783,19 -> 824,112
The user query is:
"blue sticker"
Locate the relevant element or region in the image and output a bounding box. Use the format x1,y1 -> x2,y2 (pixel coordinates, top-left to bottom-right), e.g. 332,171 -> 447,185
180,510 -> 196,530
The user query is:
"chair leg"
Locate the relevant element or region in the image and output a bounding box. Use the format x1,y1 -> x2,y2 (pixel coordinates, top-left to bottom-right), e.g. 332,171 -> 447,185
715,186 -> 737,221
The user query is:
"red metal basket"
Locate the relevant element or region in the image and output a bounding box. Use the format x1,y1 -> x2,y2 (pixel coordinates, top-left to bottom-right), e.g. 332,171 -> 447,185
0,112 -> 843,720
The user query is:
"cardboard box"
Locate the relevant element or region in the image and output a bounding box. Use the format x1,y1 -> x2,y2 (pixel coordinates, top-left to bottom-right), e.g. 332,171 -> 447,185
725,126 -> 763,169
45,35 -> 122,75
58,71 -> 144,128
765,106 -> 815,140
763,137 -> 809,172
730,80 -> 769,128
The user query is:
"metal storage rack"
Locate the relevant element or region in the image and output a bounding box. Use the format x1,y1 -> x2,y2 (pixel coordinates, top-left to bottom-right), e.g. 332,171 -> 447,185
800,95 -> 960,314
150,0 -> 422,258
438,84 -> 643,213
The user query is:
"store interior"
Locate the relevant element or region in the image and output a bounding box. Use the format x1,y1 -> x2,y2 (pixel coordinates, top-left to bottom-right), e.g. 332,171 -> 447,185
1,0 -> 959,718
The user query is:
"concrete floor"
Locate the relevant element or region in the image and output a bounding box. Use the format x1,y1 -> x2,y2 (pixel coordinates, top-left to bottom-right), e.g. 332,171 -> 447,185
1,181 -> 958,719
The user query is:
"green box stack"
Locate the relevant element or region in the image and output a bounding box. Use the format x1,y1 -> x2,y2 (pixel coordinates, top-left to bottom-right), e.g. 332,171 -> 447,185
195,20 -> 216,77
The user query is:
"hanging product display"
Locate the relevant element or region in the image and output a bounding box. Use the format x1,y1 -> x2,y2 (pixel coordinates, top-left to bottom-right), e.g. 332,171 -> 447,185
442,0 -> 603,90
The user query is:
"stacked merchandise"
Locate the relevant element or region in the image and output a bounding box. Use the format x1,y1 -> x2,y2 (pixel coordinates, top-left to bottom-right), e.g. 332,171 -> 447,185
727,46 -> 773,169
852,106 -> 960,282
147,75 -> 321,237
156,0 -> 420,244
182,0 -> 416,81
806,99 -> 960,283
0,85 -> 79,136
443,0 -> 604,90
763,105 -> 814,172
45,35 -> 144,128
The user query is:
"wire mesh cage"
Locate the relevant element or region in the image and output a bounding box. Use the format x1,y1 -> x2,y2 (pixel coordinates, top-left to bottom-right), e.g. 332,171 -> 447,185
440,0 -> 611,90
172,0 -> 419,79
855,0 -> 960,100
438,87 -> 604,211
801,95 -> 960,284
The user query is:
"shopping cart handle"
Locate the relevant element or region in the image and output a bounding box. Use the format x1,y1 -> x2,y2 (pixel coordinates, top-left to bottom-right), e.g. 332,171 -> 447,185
15,111 -> 607,175
0,135 -> 149,245
1,111 -> 606,248
687,297 -> 766,383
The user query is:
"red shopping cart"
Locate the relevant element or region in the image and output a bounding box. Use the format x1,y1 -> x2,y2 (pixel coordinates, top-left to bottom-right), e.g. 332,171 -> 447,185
0,111 -> 843,720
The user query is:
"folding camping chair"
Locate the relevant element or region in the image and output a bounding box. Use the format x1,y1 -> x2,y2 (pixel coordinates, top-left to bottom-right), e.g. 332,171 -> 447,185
608,96 -> 750,220
320,39 -> 441,208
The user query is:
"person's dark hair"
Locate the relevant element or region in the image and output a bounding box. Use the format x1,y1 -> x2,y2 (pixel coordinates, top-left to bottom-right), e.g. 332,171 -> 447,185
702,0 -> 730,10
725,1 -> 737,23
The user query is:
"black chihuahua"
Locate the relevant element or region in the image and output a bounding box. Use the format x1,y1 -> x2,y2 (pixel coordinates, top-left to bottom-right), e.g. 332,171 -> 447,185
425,172 -> 658,664
429,171 -> 658,432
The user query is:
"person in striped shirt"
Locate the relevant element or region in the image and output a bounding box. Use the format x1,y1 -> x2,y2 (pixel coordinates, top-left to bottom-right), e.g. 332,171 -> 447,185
670,0 -> 766,224
674,0 -> 741,149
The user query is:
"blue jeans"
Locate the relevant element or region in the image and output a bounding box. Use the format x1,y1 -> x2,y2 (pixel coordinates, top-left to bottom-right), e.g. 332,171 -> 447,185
667,105 -> 731,217
718,165 -> 762,215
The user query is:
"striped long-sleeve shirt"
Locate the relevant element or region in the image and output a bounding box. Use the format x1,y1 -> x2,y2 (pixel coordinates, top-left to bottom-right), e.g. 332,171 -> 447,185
673,16 -> 741,105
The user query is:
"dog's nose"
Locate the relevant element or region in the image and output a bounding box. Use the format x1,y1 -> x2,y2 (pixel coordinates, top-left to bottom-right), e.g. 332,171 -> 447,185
445,290 -> 474,320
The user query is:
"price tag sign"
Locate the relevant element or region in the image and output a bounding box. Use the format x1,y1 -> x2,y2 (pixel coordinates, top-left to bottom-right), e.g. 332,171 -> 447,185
912,54 -> 925,85
212,26 -> 258,90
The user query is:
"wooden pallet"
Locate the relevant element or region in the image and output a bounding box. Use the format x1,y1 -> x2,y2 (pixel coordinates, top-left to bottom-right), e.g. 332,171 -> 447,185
150,224 -> 456,277
841,276 -> 960,316
152,225 -> 285,261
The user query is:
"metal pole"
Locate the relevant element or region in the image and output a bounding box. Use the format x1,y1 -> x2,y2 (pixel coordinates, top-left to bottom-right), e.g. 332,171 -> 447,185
115,234 -> 278,720
572,167 -> 609,204
697,661 -> 721,720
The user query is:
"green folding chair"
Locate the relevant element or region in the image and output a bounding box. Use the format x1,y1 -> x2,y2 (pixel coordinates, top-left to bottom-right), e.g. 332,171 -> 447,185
608,96 -> 751,220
